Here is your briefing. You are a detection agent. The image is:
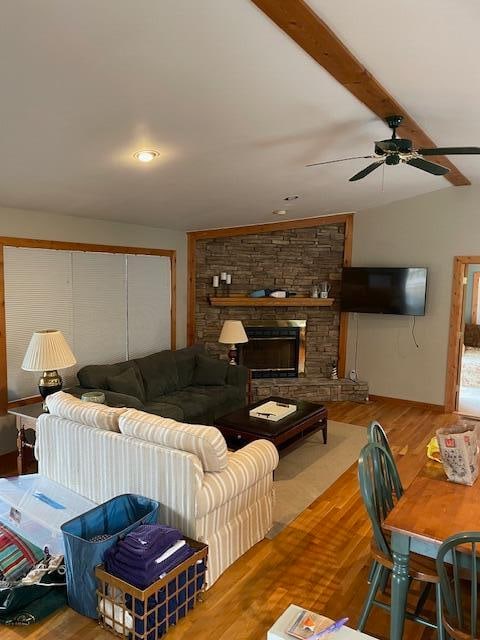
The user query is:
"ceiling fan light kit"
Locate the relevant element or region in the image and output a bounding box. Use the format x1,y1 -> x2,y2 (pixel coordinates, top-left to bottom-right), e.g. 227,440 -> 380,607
307,115 -> 480,182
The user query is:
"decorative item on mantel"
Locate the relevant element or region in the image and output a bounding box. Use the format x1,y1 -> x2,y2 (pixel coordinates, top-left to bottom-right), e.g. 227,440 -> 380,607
212,272 -> 232,296
319,282 -> 331,299
249,288 -> 297,298
218,320 -> 248,365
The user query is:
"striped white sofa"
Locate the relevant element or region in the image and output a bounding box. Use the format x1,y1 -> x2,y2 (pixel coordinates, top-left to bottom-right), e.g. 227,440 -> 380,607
35,392 -> 278,587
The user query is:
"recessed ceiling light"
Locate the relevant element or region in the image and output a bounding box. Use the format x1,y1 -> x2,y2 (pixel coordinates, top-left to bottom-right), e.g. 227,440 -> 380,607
284,195 -> 299,201
133,149 -> 160,163
273,210 -> 287,215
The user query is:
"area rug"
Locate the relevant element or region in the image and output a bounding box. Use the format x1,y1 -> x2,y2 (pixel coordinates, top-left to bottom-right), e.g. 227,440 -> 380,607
461,346 -> 480,388
267,420 -> 367,538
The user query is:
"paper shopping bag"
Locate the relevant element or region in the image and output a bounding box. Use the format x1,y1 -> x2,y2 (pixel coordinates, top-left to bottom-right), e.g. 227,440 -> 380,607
436,424 -> 479,486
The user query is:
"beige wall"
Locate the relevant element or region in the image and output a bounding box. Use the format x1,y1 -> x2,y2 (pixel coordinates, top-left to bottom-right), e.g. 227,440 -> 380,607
0,206 -> 187,455
346,185 -> 480,406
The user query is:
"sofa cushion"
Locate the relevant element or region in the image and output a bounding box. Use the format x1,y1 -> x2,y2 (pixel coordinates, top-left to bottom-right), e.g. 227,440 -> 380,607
77,360 -> 133,390
186,385 -> 244,419
172,344 -> 205,388
119,409 -> 228,472
107,366 -> 146,403
135,351 -> 179,400
46,391 -> 127,432
157,389 -> 215,424
143,401 -> 184,420
192,354 -> 228,386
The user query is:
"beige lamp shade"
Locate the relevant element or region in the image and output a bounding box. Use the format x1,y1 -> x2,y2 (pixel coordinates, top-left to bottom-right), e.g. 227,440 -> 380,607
22,330 -> 77,372
218,320 -> 248,345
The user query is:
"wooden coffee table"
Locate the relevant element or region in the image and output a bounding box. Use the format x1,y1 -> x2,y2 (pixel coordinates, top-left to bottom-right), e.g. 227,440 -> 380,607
215,396 -> 328,449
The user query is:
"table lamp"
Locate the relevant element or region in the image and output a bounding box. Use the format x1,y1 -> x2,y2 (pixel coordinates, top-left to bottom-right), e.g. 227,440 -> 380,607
219,320 -> 248,365
22,330 -> 77,410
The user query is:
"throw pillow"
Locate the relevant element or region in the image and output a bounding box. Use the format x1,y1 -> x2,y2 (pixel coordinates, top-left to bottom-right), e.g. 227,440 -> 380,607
107,367 -> 146,403
172,344 -> 205,388
192,353 -> 228,386
135,351 -> 179,400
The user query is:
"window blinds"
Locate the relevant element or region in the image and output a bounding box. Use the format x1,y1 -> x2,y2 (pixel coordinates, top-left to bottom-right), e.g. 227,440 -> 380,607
127,255 -> 171,359
4,247 -> 172,401
70,252 -> 128,388
4,248 -> 74,400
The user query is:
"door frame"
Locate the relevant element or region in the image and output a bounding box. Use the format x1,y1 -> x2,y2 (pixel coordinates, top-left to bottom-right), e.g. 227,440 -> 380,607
445,256 -> 480,412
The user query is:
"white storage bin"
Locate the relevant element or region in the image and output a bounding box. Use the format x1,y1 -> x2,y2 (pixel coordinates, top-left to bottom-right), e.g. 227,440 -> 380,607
0,473 -> 95,554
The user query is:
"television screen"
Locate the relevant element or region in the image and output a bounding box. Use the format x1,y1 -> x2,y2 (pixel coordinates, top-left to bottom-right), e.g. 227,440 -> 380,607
341,267 -> 427,316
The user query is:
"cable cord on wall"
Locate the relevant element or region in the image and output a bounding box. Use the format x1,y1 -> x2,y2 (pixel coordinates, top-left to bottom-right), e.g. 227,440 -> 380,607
411,315 -> 420,349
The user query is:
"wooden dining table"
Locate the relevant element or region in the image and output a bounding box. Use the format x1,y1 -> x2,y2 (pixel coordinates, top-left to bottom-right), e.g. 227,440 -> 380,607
383,460 -> 480,640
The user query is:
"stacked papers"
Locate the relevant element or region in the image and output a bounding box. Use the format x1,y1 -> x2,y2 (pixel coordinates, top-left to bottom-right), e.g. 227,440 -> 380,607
249,400 -> 297,422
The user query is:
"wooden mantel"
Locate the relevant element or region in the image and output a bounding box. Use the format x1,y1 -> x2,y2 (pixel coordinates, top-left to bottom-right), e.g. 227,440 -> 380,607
209,296 -> 335,307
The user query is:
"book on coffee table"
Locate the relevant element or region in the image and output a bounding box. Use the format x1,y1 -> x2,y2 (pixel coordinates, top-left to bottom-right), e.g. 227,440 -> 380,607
249,400 -> 297,422
286,608 -> 333,639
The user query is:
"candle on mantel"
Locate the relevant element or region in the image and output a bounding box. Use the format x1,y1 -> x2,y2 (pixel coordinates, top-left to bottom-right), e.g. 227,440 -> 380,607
213,275 -> 219,287
226,274 -> 232,285
220,272 -> 227,281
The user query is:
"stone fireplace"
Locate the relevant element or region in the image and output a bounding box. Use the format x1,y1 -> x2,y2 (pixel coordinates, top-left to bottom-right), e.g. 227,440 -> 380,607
193,220 -> 368,403
239,319 -> 306,379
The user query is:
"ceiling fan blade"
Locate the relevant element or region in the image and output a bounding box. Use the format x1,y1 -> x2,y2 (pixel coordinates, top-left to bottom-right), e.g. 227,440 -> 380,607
349,160 -> 385,182
406,157 -> 449,176
418,146 -> 480,156
306,155 -> 376,167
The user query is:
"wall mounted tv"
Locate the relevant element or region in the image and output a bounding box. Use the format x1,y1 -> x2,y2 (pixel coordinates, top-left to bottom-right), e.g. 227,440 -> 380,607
341,267 -> 427,316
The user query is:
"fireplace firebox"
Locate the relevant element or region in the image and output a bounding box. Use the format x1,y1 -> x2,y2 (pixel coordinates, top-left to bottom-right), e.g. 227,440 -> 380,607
238,320 -> 306,379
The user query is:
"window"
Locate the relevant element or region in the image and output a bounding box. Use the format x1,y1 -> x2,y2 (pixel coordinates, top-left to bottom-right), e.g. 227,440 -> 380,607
4,245 -> 173,401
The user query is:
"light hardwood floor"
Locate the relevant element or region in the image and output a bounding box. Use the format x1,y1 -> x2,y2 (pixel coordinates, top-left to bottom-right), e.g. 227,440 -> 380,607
2,398 -> 456,640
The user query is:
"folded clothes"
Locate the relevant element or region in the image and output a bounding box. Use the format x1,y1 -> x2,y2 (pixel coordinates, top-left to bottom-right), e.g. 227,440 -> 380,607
105,544 -> 194,590
112,540 -> 186,573
116,525 -> 182,558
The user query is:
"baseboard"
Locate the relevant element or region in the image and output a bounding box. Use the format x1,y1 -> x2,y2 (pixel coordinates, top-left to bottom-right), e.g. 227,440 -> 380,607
368,394 -> 445,413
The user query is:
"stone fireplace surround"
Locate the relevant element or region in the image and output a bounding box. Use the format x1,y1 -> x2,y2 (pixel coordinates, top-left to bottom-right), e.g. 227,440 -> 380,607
193,219 -> 368,404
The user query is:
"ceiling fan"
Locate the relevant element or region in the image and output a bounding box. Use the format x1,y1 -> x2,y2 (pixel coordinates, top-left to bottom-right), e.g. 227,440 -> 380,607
306,115 -> 480,182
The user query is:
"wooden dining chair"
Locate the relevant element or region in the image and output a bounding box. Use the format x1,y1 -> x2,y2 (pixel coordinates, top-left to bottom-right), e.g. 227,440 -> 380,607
357,442 -> 444,639
436,531 -> 480,640
368,420 -> 393,457
367,420 -> 404,496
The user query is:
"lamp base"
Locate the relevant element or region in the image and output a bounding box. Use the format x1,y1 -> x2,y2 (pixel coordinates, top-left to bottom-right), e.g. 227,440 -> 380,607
38,370 -> 63,412
227,344 -> 238,365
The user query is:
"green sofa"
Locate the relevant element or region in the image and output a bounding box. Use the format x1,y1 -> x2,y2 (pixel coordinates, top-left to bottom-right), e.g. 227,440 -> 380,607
71,344 -> 248,425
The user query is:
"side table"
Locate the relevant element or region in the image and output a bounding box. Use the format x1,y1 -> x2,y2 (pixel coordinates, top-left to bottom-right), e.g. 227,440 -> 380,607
267,604 -> 376,639
8,402 -> 45,475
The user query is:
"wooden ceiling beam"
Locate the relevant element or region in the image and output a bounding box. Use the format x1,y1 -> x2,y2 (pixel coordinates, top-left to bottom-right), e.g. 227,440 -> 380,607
251,0 -> 470,186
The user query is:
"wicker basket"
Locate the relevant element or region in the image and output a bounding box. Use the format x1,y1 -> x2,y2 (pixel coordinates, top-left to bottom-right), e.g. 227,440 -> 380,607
95,539 -> 207,639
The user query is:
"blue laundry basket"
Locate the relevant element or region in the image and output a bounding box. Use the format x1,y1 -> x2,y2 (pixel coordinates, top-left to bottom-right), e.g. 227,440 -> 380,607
61,494 -> 160,618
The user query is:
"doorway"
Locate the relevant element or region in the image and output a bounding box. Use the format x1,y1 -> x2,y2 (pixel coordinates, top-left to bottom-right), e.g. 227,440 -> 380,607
445,257 -> 480,415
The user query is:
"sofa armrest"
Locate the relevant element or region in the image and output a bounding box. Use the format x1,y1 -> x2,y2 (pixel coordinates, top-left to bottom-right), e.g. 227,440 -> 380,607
225,364 -> 249,391
69,387 -> 145,410
196,439 -> 279,517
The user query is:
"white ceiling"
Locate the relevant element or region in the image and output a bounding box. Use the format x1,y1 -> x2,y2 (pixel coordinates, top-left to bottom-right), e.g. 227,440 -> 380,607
0,1 -> 475,230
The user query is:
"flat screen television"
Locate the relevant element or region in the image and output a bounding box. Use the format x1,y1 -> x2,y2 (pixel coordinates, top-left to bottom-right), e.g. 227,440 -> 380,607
341,267 -> 427,316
